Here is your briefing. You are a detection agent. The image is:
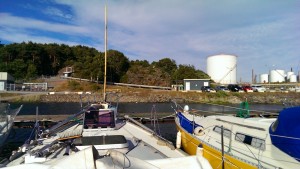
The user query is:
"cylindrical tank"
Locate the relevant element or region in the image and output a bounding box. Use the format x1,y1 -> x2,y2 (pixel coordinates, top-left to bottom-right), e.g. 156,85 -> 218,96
287,72 -> 294,80
289,75 -> 297,82
270,69 -> 285,83
259,74 -> 269,83
207,54 -> 237,84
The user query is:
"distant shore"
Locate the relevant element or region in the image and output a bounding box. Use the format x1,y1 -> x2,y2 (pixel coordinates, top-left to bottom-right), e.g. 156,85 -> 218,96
2,90 -> 300,105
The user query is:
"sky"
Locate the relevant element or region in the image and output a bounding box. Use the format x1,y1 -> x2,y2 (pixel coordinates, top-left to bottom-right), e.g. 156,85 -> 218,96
0,0 -> 299,83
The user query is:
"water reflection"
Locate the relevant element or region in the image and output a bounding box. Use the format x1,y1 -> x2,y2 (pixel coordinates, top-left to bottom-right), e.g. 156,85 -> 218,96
10,102 -> 285,115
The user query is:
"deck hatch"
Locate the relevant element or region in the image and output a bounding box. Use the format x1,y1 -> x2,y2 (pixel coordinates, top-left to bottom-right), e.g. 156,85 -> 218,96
80,135 -> 127,145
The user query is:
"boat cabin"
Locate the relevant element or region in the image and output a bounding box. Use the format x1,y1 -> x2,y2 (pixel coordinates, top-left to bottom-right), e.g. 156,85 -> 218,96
84,104 -> 116,129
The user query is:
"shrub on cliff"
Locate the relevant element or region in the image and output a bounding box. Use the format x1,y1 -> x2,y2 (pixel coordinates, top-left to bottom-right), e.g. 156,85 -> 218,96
68,80 -> 83,91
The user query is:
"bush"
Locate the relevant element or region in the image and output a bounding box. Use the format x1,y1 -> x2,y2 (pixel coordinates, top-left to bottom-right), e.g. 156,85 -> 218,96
89,83 -> 101,91
68,80 -> 82,91
215,91 -> 229,97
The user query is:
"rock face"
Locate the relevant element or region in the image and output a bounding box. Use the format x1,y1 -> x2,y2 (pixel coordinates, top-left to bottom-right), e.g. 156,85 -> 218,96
38,92 -> 300,105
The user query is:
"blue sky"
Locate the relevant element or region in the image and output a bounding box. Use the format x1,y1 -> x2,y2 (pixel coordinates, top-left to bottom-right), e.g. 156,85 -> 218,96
0,0 -> 299,82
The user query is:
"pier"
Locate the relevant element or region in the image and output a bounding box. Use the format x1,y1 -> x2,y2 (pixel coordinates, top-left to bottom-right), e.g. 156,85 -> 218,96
13,113 -> 175,129
13,115 -> 69,129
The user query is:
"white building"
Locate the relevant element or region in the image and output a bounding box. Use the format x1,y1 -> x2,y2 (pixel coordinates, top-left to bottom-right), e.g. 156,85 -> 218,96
0,72 -> 14,91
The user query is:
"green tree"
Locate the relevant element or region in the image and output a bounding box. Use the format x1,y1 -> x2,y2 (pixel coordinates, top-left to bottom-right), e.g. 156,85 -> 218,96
175,64 -> 210,81
152,58 -> 177,76
0,42 -> 211,86
44,43 -> 62,75
107,50 -> 130,82
0,41 -> 4,48
130,60 -> 150,67
7,59 -> 27,79
26,61 -> 38,79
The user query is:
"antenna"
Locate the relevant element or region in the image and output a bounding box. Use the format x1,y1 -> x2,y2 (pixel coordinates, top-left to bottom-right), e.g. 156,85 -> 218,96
151,105 -> 161,136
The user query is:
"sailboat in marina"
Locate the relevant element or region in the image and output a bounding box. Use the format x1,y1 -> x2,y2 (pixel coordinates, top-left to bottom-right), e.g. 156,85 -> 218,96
0,103 -> 23,151
1,6 -> 211,169
173,101 -> 300,169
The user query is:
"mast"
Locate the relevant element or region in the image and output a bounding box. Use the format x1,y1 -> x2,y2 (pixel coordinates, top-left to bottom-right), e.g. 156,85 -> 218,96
221,125 -> 225,169
103,5 -> 107,101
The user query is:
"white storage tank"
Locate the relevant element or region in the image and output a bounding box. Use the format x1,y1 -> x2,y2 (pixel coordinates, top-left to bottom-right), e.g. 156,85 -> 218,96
207,54 -> 237,84
287,72 -> 294,80
259,74 -> 269,83
270,69 -> 285,83
289,74 -> 297,82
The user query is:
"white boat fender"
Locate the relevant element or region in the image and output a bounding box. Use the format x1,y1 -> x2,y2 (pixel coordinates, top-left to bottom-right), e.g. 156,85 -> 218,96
183,105 -> 189,113
194,126 -> 205,136
176,131 -> 182,149
196,143 -> 204,156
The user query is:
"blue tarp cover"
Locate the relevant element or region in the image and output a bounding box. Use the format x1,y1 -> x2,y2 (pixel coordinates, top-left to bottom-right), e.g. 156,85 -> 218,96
177,112 -> 201,134
269,106 -> 300,161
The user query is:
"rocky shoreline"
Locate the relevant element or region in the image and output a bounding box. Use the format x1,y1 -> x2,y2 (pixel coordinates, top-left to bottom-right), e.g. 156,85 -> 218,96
11,91 -> 300,105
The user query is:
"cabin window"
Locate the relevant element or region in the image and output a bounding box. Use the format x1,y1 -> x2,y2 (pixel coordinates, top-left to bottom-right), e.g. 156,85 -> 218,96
213,126 -> 231,138
235,133 -> 265,150
98,110 -> 115,128
84,111 -> 98,128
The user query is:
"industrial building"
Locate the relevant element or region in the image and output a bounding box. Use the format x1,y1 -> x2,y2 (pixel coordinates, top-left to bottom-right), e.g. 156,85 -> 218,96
207,54 -> 237,84
183,79 -> 210,91
0,72 -> 14,91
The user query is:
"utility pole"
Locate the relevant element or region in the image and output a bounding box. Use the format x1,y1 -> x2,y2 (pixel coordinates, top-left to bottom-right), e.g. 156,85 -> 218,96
252,69 -> 254,84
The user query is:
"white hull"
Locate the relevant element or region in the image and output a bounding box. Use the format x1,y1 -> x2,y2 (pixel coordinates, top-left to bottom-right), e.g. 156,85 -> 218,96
3,102 -> 211,169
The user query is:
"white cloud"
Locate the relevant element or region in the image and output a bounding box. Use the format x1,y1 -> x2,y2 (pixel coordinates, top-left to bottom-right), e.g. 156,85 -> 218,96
0,27 -> 80,46
0,0 -> 299,82
0,13 -> 88,35
44,7 -> 73,20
